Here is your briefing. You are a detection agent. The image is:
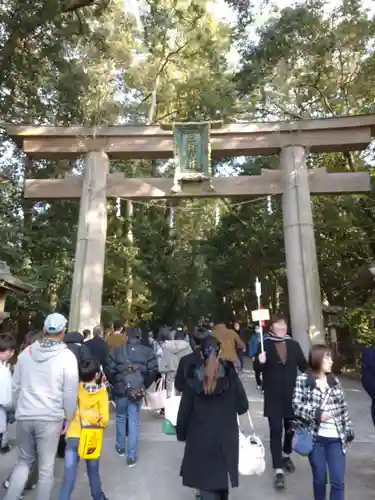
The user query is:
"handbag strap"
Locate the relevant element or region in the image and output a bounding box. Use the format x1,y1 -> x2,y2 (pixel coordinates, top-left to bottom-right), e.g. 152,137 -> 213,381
238,409 -> 255,435
320,388 -> 332,411
155,375 -> 165,392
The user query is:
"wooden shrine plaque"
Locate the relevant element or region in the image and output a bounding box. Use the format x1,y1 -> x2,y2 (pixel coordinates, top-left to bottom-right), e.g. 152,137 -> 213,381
173,123 -> 211,179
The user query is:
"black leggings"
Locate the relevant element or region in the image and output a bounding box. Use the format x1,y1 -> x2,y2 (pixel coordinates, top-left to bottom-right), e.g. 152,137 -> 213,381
200,490 -> 229,500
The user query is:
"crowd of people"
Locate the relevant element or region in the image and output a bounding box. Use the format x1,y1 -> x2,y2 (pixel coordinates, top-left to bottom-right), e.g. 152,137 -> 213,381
0,312 -> 355,500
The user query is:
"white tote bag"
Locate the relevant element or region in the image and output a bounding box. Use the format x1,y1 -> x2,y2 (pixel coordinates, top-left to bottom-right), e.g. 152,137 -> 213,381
164,384 -> 181,427
238,410 -> 266,476
146,376 -> 167,411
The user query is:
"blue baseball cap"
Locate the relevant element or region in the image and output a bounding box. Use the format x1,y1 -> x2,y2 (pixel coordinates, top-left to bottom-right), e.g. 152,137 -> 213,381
44,313 -> 68,334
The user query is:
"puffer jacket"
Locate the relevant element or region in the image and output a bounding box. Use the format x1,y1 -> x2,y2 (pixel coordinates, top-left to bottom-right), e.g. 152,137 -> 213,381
106,337 -> 158,397
159,340 -> 192,395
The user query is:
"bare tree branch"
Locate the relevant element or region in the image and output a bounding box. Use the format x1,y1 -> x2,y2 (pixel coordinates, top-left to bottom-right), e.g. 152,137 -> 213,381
146,41 -> 190,125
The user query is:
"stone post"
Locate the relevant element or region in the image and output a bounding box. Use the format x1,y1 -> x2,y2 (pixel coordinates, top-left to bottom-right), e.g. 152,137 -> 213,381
69,151 -> 109,332
281,145 -> 325,357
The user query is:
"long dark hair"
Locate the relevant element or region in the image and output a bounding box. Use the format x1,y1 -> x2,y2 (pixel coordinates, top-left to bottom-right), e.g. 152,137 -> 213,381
201,336 -> 221,395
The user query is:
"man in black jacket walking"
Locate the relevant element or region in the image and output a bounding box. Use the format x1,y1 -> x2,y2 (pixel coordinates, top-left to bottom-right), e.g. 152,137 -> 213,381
106,327 -> 157,467
254,314 -> 307,491
86,325 -> 109,368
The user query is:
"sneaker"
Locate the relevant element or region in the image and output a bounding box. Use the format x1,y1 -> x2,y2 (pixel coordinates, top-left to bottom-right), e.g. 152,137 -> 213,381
3,479 -> 9,489
25,483 -> 37,491
115,446 -> 125,457
195,491 -> 202,500
283,456 -> 295,473
274,472 -> 285,490
127,457 -> 137,468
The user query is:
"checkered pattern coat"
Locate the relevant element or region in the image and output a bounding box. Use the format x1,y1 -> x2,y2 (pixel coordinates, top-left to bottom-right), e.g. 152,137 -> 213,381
292,372 -> 353,452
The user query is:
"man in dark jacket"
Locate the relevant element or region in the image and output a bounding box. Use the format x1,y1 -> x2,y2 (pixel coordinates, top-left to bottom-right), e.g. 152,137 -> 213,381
63,331 -> 92,364
106,327 -> 157,467
254,313 -> 307,491
86,325 -> 109,368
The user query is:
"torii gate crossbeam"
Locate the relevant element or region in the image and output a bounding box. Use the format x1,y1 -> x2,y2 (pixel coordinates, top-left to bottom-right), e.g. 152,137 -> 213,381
7,114 -> 375,356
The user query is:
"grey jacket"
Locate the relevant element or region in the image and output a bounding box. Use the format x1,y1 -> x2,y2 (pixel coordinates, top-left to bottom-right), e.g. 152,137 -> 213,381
13,340 -> 79,422
159,340 -> 192,396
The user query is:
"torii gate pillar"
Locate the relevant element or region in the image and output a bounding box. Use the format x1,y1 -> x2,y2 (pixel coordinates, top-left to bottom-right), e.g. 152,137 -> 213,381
69,151 -> 109,332
281,145 -> 324,356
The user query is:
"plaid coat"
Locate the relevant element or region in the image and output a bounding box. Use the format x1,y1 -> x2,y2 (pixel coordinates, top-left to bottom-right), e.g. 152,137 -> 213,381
292,372 -> 353,452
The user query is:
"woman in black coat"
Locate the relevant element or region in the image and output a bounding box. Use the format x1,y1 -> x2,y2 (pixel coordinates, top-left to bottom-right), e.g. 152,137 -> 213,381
176,336 -> 249,500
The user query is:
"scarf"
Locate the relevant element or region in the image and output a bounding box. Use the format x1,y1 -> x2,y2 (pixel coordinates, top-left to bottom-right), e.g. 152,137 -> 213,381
266,333 -> 292,342
82,381 -> 107,393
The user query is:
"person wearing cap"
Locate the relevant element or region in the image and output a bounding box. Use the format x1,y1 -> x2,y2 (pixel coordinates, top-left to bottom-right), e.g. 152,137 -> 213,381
4,313 -> 79,500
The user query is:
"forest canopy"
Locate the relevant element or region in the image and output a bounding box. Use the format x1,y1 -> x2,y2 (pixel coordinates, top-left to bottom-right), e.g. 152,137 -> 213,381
1,0 -> 375,357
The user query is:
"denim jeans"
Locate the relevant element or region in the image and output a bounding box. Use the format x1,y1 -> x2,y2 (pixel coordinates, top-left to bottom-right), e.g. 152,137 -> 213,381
309,436 -> 345,500
4,420 -> 63,500
115,396 -> 141,459
58,438 -> 103,500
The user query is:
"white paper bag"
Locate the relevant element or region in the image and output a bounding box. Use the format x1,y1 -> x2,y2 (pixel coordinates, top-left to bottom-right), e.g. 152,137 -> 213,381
238,411 -> 266,476
147,377 -> 167,411
164,385 -> 181,426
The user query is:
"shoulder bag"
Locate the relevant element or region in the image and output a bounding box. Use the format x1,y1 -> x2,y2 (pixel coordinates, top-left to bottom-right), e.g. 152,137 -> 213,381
292,388 -> 332,457
77,401 -> 104,460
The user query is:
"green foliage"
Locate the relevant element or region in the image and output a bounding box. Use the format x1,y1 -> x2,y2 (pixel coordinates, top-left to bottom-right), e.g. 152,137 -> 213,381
1,0 -> 375,356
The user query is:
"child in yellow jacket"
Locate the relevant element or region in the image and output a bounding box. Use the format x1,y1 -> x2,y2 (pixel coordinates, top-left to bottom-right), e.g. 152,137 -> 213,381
58,359 -> 109,500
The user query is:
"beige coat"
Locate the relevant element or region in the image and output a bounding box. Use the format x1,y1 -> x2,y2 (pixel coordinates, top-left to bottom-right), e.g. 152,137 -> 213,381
212,324 -> 246,364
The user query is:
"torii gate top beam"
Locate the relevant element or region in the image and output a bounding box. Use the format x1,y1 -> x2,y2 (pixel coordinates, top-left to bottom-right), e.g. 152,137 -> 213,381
6,114 -> 375,159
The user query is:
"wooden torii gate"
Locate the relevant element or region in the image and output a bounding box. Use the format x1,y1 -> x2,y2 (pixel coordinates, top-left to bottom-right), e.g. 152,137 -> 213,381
7,114 -> 375,355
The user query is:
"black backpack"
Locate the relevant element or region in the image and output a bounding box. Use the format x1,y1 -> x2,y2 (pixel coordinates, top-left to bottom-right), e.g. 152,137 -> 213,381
121,346 -> 145,403
68,342 -> 94,381
78,343 -> 93,363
